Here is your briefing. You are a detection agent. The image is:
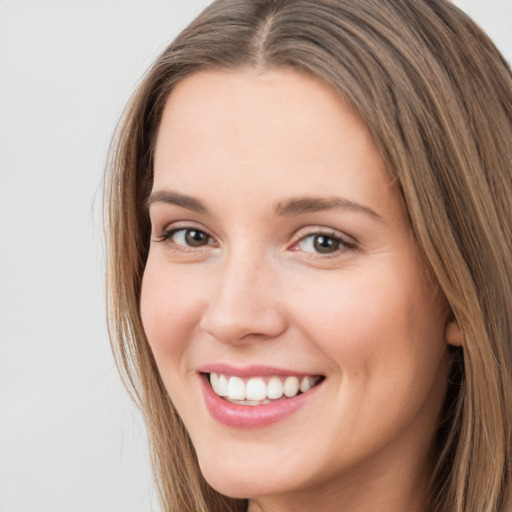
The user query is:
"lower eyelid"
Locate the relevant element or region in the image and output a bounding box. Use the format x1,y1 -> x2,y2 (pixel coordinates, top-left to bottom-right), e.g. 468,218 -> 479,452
153,226 -> 354,254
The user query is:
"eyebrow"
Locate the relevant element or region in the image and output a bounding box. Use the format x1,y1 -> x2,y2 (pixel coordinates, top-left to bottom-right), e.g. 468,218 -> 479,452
147,190 -> 382,221
274,196 -> 383,220
146,190 -> 209,214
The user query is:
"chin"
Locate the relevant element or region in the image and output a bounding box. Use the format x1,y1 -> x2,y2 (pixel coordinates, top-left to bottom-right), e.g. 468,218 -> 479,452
198,455 -> 296,500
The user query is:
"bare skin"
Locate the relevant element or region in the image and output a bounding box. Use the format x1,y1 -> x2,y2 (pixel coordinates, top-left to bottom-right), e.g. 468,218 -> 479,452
141,68 -> 457,512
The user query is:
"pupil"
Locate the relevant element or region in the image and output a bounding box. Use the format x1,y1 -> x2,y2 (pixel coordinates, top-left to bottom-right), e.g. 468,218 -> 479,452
185,230 -> 208,247
314,235 -> 339,253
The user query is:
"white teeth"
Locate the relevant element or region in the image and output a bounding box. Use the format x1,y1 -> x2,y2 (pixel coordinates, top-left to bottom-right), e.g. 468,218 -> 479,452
209,372 -> 321,403
210,372 -> 220,394
246,377 -> 267,401
300,376 -> 312,393
283,376 -> 300,398
217,374 -> 228,396
228,376 -> 245,400
267,376 -> 284,399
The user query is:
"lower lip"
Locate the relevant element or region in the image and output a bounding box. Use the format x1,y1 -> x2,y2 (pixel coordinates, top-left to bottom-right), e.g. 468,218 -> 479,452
200,375 -> 322,428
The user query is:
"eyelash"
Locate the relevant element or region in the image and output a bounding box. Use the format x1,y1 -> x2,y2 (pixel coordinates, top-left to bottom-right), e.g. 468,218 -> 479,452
293,230 -> 357,256
154,227 -> 357,256
155,227 -> 215,249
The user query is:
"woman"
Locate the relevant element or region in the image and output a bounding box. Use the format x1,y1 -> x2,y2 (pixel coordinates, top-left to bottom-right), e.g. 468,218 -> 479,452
104,1 -> 512,511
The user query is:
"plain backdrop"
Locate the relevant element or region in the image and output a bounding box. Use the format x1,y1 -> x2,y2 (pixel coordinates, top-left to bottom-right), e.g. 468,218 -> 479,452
0,1 -> 510,511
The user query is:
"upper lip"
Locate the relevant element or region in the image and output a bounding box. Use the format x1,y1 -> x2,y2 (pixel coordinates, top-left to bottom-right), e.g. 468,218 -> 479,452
197,363 -> 323,378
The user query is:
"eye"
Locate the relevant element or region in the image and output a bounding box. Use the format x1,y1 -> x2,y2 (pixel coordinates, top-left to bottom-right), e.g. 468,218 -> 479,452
156,228 -> 213,248
296,232 -> 354,255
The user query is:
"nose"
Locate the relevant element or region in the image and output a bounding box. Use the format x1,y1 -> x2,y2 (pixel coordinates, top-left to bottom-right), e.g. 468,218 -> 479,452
199,252 -> 288,345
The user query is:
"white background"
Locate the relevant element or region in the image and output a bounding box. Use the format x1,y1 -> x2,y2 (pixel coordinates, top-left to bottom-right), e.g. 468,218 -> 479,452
0,1 -> 510,511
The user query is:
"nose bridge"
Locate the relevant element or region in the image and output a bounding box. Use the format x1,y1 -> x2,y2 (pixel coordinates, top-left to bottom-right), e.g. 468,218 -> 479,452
200,246 -> 286,344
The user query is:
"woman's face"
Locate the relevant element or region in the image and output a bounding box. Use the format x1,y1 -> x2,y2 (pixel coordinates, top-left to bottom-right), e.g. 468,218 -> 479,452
141,69 -> 454,510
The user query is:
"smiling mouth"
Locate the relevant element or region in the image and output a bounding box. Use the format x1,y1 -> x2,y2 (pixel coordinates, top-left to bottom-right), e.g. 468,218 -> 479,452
206,372 -> 325,406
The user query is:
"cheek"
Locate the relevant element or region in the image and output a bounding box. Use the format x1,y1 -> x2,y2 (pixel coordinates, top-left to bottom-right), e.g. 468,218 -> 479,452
289,263 -> 448,386
287,267 -> 450,457
140,258 -> 204,364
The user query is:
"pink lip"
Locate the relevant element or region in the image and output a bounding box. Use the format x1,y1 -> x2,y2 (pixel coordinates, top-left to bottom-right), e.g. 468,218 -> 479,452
198,363 -> 318,379
199,372 -> 323,428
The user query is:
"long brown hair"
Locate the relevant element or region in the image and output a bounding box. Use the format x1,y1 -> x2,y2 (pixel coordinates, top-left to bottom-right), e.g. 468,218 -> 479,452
104,1 -> 512,510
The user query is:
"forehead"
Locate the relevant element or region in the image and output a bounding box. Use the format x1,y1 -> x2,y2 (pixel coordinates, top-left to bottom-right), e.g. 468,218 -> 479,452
155,68 -> 376,168
153,68 -> 402,221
